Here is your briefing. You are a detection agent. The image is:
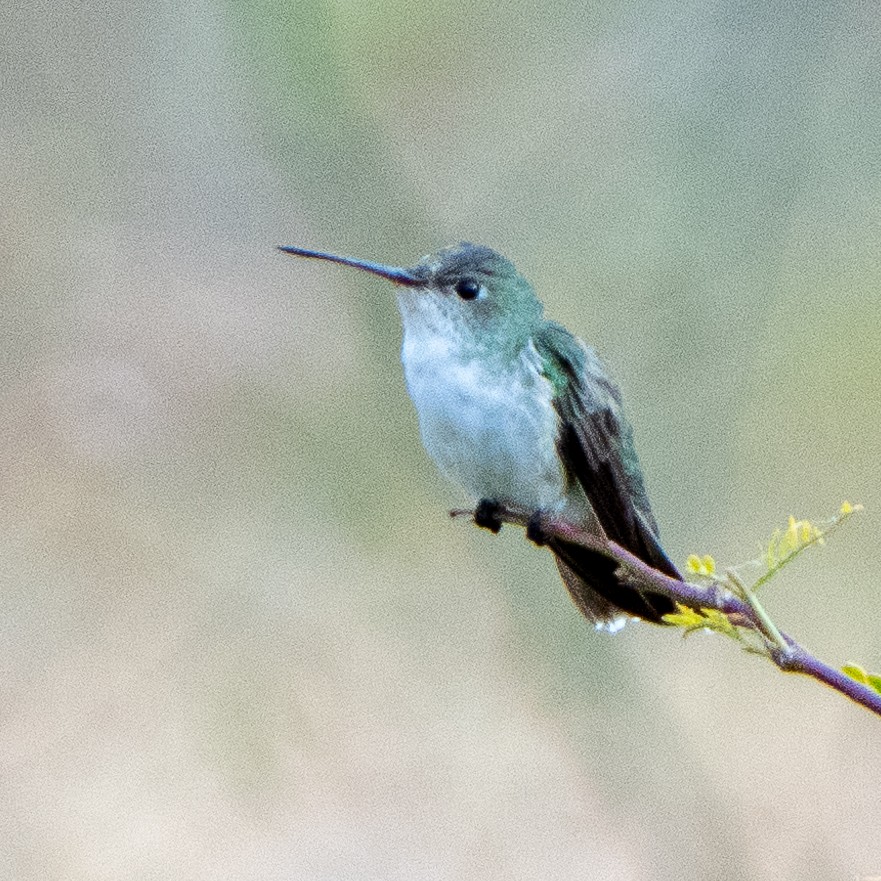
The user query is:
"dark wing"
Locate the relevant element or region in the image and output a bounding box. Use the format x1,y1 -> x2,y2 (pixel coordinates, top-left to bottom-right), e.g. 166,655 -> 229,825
533,322 -> 680,623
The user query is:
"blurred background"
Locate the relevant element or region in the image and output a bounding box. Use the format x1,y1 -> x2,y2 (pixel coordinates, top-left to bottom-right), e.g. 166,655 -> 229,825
2,1 -> 880,878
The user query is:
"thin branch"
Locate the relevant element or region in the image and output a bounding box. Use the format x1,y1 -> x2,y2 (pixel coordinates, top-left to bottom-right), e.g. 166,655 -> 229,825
451,504 -> 881,719
725,568 -> 788,653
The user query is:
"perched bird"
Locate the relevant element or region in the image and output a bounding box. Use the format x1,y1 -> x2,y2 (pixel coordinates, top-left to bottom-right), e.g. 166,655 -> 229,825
280,242 -> 681,630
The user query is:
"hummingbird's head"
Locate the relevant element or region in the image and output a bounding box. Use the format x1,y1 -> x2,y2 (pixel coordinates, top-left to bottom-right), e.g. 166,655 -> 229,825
278,241 -> 543,357
396,242 -> 544,357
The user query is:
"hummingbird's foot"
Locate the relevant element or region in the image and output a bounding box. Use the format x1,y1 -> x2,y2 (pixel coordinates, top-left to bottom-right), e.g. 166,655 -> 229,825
474,498 -> 503,533
526,511 -> 549,546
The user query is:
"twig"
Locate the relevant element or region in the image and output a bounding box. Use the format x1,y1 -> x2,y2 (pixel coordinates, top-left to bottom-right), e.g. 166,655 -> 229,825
725,569 -> 789,654
452,504 -> 881,719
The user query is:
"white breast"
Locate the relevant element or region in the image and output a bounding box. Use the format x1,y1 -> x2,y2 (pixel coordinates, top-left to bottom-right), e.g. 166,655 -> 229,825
400,330 -> 567,512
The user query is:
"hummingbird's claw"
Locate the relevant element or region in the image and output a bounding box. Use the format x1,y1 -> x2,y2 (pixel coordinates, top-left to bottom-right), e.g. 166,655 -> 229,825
474,499 -> 503,533
526,512 -> 549,546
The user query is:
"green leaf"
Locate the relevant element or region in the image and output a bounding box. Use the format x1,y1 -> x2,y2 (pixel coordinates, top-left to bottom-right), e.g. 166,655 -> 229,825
663,604 -> 741,640
842,663 -> 881,694
842,663 -> 869,684
663,606 -> 708,629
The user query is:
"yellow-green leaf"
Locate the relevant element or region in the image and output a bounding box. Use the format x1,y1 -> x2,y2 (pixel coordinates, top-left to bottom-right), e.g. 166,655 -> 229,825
686,554 -> 703,574
663,605 -> 707,629
842,663 -> 869,685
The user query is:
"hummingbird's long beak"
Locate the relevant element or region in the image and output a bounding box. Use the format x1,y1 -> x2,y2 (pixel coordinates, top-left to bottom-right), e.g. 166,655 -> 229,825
278,246 -> 422,287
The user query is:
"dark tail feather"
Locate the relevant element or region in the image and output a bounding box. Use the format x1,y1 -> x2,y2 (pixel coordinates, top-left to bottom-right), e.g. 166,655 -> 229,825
549,536 -> 677,625
553,555 -> 625,629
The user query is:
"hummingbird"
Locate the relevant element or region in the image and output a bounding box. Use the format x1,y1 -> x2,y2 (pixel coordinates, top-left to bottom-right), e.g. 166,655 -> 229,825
279,242 -> 681,630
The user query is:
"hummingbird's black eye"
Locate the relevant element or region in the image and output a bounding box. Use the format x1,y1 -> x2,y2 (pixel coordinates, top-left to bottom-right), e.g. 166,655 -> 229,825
455,278 -> 481,300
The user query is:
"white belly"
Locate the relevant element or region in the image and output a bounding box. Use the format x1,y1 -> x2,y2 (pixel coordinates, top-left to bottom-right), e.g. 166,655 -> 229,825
401,332 -> 568,511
